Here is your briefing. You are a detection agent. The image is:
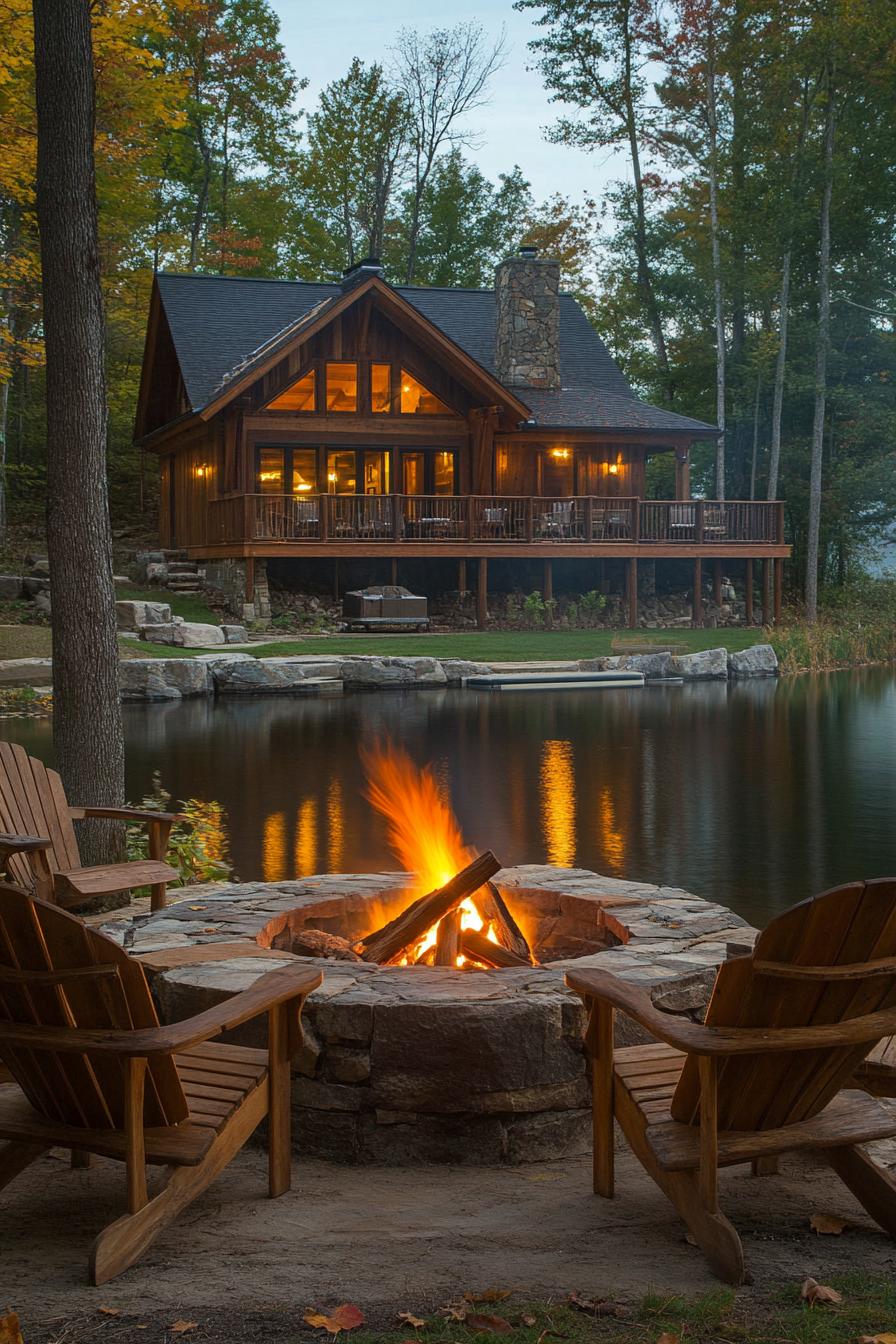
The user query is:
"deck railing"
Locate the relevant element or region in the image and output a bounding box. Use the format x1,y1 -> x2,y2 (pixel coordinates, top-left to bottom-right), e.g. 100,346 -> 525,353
206,495 -> 785,547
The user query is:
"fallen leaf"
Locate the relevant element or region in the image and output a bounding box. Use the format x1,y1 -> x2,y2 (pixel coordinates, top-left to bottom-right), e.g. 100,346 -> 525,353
801,1278 -> 843,1306
0,1314 -> 23,1344
439,1304 -> 468,1322
519,1316 -> 537,1327
98,1306 -> 121,1316
398,1314 -> 428,1329
201,927 -> 219,934
304,1305 -> 366,1334
465,1315 -> 513,1335
464,1292 -> 511,1304
188,905 -> 207,911
169,1324 -> 199,1336
656,1335 -> 681,1344
809,1213 -> 850,1235
857,1335 -> 896,1343
567,1293 -> 628,1319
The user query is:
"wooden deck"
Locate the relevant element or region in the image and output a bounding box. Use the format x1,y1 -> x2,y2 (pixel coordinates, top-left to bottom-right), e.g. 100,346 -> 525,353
194,495 -> 788,560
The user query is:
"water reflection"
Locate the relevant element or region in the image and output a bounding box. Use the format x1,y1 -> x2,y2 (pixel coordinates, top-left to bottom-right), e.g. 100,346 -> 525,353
540,740 -> 575,866
4,668 -> 896,927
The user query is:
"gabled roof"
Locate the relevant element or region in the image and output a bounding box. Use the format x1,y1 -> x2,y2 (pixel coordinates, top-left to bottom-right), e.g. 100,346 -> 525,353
150,271 -> 716,436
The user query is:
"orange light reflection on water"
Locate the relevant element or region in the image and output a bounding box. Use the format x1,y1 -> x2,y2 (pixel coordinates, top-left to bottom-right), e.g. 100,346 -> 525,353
262,811 -> 287,881
540,739 -> 576,867
295,798 -> 318,876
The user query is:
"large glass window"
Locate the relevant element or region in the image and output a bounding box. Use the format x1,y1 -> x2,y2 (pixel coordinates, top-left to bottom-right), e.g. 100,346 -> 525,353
402,452 -> 423,494
363,450 -> 390,494
327,450 -> 357,493
268,369 -> 315,412
257,448 -> 285,494
400,369 -> 451,415
291,449 -> 318,495
433,450 -> 455,495
371,364 -> 391,413
326,363 -> 357,412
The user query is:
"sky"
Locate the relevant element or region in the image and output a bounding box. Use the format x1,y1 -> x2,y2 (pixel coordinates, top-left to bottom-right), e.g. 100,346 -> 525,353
268,0 -> 624,206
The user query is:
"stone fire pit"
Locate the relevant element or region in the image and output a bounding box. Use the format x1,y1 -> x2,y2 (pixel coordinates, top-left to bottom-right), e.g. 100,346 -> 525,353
107,866 -> 755,1164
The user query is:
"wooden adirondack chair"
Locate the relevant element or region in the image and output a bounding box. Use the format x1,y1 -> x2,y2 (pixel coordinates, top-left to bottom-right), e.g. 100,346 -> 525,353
0,740 -> 180,911
567,878 -> 896,1284
0,886 -> 322,1283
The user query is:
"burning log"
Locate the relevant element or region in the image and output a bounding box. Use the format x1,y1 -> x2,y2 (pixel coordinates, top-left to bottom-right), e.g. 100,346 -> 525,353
477,881 -> 531,962
459,929 -> 532,969
292,929 -> 362,961
434,909 -> 462,966
357,850 -> 501,965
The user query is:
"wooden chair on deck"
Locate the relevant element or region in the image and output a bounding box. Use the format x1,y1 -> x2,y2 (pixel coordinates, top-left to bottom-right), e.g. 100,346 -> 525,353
0,886 -> 322,1283
0,741 -> 179,911
567,878 -> 896,1284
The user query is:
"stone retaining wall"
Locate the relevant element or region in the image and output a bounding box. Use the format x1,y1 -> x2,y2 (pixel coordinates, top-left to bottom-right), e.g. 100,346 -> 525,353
107,866 -> 756,1164
115,645 -> 779,701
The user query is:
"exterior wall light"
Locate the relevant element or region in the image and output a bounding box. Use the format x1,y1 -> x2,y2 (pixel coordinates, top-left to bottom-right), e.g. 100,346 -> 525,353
549,447 -> 571,461
608,463 -> 619,475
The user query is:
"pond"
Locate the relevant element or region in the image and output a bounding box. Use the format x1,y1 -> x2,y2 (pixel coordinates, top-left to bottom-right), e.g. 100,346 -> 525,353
3,667 -> 896,928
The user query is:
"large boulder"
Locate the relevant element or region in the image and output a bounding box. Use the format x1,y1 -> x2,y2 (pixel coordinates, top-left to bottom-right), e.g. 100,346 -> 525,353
620,651 -> 674,678
0,658 -> 53,687
439,659 -> 492,682
728,643 -> 778,677
671,647 -> 729,680
211,658 -> 310,694
0,576 -> 24,600
392,657 -> 447,685
176,621 -> 226,648
340,658 -> 416,687
119,658 -> 211,701
222,625 -> 248,644
116,599 -> 171,631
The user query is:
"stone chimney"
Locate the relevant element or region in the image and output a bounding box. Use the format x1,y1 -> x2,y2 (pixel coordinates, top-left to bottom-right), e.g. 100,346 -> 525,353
494,246 -> 560,390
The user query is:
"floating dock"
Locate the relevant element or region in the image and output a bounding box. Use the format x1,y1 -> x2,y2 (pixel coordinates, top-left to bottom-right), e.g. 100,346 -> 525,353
465,670 -> 646,692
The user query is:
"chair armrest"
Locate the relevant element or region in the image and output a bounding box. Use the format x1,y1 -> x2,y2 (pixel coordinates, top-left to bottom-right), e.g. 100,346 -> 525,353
0,833 -> 52,854
69,807 -> 184,825
0,963 -> 323,1058
566,966 -> 896,1057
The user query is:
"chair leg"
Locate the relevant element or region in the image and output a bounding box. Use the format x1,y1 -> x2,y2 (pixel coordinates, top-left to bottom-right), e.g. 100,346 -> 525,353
616,1091 -> 745,1285
827,1144 -> 896,1237
751,1156 -> 778,1177
0,1141 -> 47,1193
90,1083 -> 268,1285
71,1149 -> 92,1169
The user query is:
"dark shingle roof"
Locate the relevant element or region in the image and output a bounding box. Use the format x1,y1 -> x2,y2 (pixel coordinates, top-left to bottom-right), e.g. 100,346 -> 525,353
154,272 -> 715,434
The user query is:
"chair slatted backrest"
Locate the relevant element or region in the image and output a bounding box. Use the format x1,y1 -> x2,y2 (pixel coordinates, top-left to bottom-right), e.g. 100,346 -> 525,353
0,741 -> 81,888
0,885 -> 188,1129
671,878 -> 896,1131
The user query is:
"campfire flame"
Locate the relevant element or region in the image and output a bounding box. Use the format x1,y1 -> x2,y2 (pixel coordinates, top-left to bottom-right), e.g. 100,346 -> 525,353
362,743 -> 497,965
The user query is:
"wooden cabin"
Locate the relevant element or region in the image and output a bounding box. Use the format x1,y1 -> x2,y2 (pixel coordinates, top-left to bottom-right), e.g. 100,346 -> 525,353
135,251 -> 789,626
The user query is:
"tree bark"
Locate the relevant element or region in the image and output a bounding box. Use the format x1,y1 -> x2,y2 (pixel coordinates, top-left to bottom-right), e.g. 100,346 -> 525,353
766,247 -> 791,501
705,13 -> 726,498
749,370 -> 761,500
32,0 -> 126,865
805,69 -> 836,622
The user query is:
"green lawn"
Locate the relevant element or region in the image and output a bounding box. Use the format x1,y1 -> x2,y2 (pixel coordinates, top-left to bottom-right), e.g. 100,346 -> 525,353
238,627 -> 767,661
116,584 -> 222,625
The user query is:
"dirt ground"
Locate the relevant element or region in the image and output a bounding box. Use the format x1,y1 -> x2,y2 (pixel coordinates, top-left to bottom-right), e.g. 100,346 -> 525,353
5,1140 -> 896,1342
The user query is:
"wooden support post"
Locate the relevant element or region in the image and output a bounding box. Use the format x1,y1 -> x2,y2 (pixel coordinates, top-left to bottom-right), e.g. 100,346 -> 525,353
762,559 -> 771,626
627,557 -> 638,629
744,559 -> 754,625
458,558 -> 467,595
390,558 -> 398,585
713,559 -> 722,609
543,559 -> 553,628
773,557 -> 783,625
477,558 -> 488,630
693,557 -> 703,627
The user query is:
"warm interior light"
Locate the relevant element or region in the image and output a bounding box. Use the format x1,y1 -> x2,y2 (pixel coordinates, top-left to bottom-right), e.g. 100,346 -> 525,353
259,470 -> 281,482
327,472 -> 337,483
296,482 -> 312,492
550,448 -> 570,461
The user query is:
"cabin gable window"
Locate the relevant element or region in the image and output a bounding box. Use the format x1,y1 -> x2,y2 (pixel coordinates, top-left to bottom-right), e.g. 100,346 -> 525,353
267,368 -> 316,412
326,362 -> 358,412
399,369 -> 451,416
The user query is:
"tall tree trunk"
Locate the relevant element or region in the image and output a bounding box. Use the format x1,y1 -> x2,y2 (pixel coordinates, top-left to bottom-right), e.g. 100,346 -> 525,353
706,14 -> 726,498
766,247 -> 791,500
805,69 -> 836,623
32,0 -> 125,865
749,371 -> 761,500
622,0 -> 672,403
0,376 -> 8,544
